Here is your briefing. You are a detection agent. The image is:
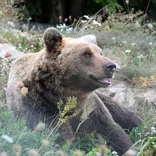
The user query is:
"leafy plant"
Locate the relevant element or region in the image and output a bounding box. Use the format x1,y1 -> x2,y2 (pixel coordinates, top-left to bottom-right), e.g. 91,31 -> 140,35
94,0 -> 120,13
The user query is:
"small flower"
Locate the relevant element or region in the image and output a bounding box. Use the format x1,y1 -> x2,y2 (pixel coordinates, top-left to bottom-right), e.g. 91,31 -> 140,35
28,17 -> 32,21
7,21 -> 15,27
59,16 -> 62,20
99,144 -> 107,153
20,87 -> 28,96
81,20 -> 87,23
145,132 -> 150,136
56,150 -> 66,156
73,150 -> 83,156
130,42 -> 136,46
135,21 -> 141,28
41,139 -> 49,147
1,135 -> 13,143
152,142 -> 155,145
123,41 -> 127,44
35,122 -> 46,132
112,37 -> 116,40
14,144 -> 22,154
73,18 -> 77,22
64,18 -> 68,22
125,49 -> 131,53
137,54 -> 144,59
0,152 -> 9,156
112,151 -> 117,154
96,152 -> 102,156
69,15 -> 72,19
112,151 -> 118,156
28,149 -> 39,156
84,15 -> 91,20
147,23 -> 153,30
0,11 -> 3,16
152,130 -> 156,134
149,42 -> 153,45
92,20 -> 102,26
124,150 -> 136,156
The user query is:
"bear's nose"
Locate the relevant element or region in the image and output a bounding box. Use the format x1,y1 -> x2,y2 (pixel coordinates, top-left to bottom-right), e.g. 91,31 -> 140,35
104,62 -> 116,72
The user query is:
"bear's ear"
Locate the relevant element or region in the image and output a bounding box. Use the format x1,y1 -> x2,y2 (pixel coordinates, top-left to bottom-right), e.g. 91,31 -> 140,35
43,27 -> 63,52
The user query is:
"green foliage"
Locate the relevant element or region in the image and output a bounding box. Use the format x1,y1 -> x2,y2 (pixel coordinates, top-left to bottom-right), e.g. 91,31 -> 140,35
129,113 -> 156,156
0,27 -> 43,53
88,147 -> 101,156
93,0 -> 120,13
57,97 -> 77,124
0,106 -> 103,155
94,0 -> 117,5
72,132 -> 98,153
0,106 -> 58,155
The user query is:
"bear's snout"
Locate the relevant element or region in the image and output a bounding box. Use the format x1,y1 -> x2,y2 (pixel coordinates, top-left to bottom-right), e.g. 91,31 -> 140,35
104,62 -> 116,73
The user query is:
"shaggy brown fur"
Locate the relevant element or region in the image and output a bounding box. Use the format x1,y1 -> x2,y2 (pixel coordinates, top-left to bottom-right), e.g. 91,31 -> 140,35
6,28 -> 142,155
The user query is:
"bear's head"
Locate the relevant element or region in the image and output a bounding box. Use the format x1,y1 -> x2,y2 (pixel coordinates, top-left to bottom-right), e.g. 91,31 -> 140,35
43,28 -> 116,93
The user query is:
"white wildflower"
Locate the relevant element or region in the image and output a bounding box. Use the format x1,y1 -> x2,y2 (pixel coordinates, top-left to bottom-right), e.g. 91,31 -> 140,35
81,20 -> 87,23
92,20 -> 102,26
135,21 -> 141,28
125,49 -> 131,53
148,23 -> 153,30
84,15 -> 91,20
7,21 -> 15,27
123,41 -> 127,44
152,129 -> 156,134
112,151 -> 118,156
151,127 -> 156,134
125,149 -> 138,156
0,11 -> 3,16
130,42 -> 136,46
1,135 -> 13,143
152,142 -> 155,145
137,54 -> 144,59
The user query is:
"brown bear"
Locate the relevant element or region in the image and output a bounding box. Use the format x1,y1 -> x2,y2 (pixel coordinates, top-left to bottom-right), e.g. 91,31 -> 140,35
6,28 -> 142,155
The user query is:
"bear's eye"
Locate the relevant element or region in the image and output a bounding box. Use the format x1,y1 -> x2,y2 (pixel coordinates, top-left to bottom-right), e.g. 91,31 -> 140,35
83,51 -> 92,58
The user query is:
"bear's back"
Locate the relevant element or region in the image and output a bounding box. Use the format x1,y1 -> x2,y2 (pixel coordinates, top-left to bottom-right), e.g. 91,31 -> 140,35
6,51 -> 42,111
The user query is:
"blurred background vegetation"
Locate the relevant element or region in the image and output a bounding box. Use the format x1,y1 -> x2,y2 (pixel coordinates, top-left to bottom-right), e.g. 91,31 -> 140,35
2,0 -> 156,24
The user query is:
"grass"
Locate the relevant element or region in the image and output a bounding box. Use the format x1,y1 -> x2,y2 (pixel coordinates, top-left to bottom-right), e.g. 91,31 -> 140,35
0,2 -> 156,155
0,106 -> 59,156
0,105 -> 116,156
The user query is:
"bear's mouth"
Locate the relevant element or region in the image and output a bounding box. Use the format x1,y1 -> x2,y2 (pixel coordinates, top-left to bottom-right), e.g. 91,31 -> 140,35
97,78 -> 111,84
90,76 -> 112,86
